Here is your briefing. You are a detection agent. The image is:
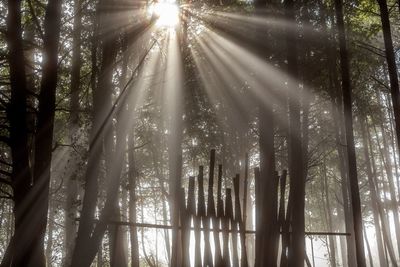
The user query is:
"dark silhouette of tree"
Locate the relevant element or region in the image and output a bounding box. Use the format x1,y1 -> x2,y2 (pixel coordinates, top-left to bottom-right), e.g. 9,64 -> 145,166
334,0 -> 366,265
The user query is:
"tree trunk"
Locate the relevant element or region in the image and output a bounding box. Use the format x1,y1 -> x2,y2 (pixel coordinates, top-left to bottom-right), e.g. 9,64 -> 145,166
322,161 -> 336,267
109,205 -> 128,267
367,120 -> 398,266
257,103 -> 277,267
322,5 -> 357,260
254,0 -> 278,263
377,0 -> 400,177
25,0 -> 63,265
385,94 -> 400,193
170,18 -> 186,266
64,0 -> 82,265
359,117 -> 386,267
71,0 -> 120,264
285,0 -> 305,265
375,90 -> 400,258
150,141 -> 171,264
4,0 -> 33,266
334,0 -> 366,265
363,227 -> 374,267
46,196 -> 55,267
128,131 -> 139,267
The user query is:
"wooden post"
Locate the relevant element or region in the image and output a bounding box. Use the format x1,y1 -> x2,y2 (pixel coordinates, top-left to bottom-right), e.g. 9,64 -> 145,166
215,164 -> 229,267
281,171 -> 292,267
243,153 -> 249,231
254,167 -> 262,264
229,175 -> 239,267
180,187 -> 190,267
278,170 -> 288,267
222,189 -> 231,267
234,174 -> 248,267
217,165 -> 224,218
186,176 -> 203,267
207,149 -> 219,266
194,170 -> 203,267
278,171 -> 287,228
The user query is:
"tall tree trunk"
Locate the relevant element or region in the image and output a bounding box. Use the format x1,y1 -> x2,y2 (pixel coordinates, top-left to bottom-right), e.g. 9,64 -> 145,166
3,0 -> 33,266
71,0 -> 120,264
334,0 -> 366,265
327,51 -> 356,267
64,0 -> 82,265
25,0 -> 63,265
323,5 -> 357,260
284,0 -> 305,265
170,18 -> 186,266
377,0 -> 400,175
108,35 -> 129,267
253,0 -> 278,264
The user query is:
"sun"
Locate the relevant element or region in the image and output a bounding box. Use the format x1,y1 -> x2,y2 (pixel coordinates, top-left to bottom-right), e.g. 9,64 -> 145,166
152,0 -> 180,27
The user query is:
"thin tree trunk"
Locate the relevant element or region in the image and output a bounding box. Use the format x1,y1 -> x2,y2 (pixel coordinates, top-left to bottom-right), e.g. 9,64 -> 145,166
360,117 -> 386,266
322,161 -> 336,267
128,131 -> 139,267
150,142 -> 170,264
367,120 -> 398,266
46,196 -> 55,267
324,12 -> 356,260
385,94 -> 400,193
374,91 -> 400,258
363,227 -> 374,267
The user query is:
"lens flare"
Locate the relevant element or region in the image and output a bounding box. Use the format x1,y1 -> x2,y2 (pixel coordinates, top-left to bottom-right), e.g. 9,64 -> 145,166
152,0 -> 179,27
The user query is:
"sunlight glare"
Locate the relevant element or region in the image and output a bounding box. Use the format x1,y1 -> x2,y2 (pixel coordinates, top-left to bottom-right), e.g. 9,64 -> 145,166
152,0 -> 179,27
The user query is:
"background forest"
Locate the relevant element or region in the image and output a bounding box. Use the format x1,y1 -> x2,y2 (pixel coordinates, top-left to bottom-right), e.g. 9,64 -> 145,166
0,0 -> 399,266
